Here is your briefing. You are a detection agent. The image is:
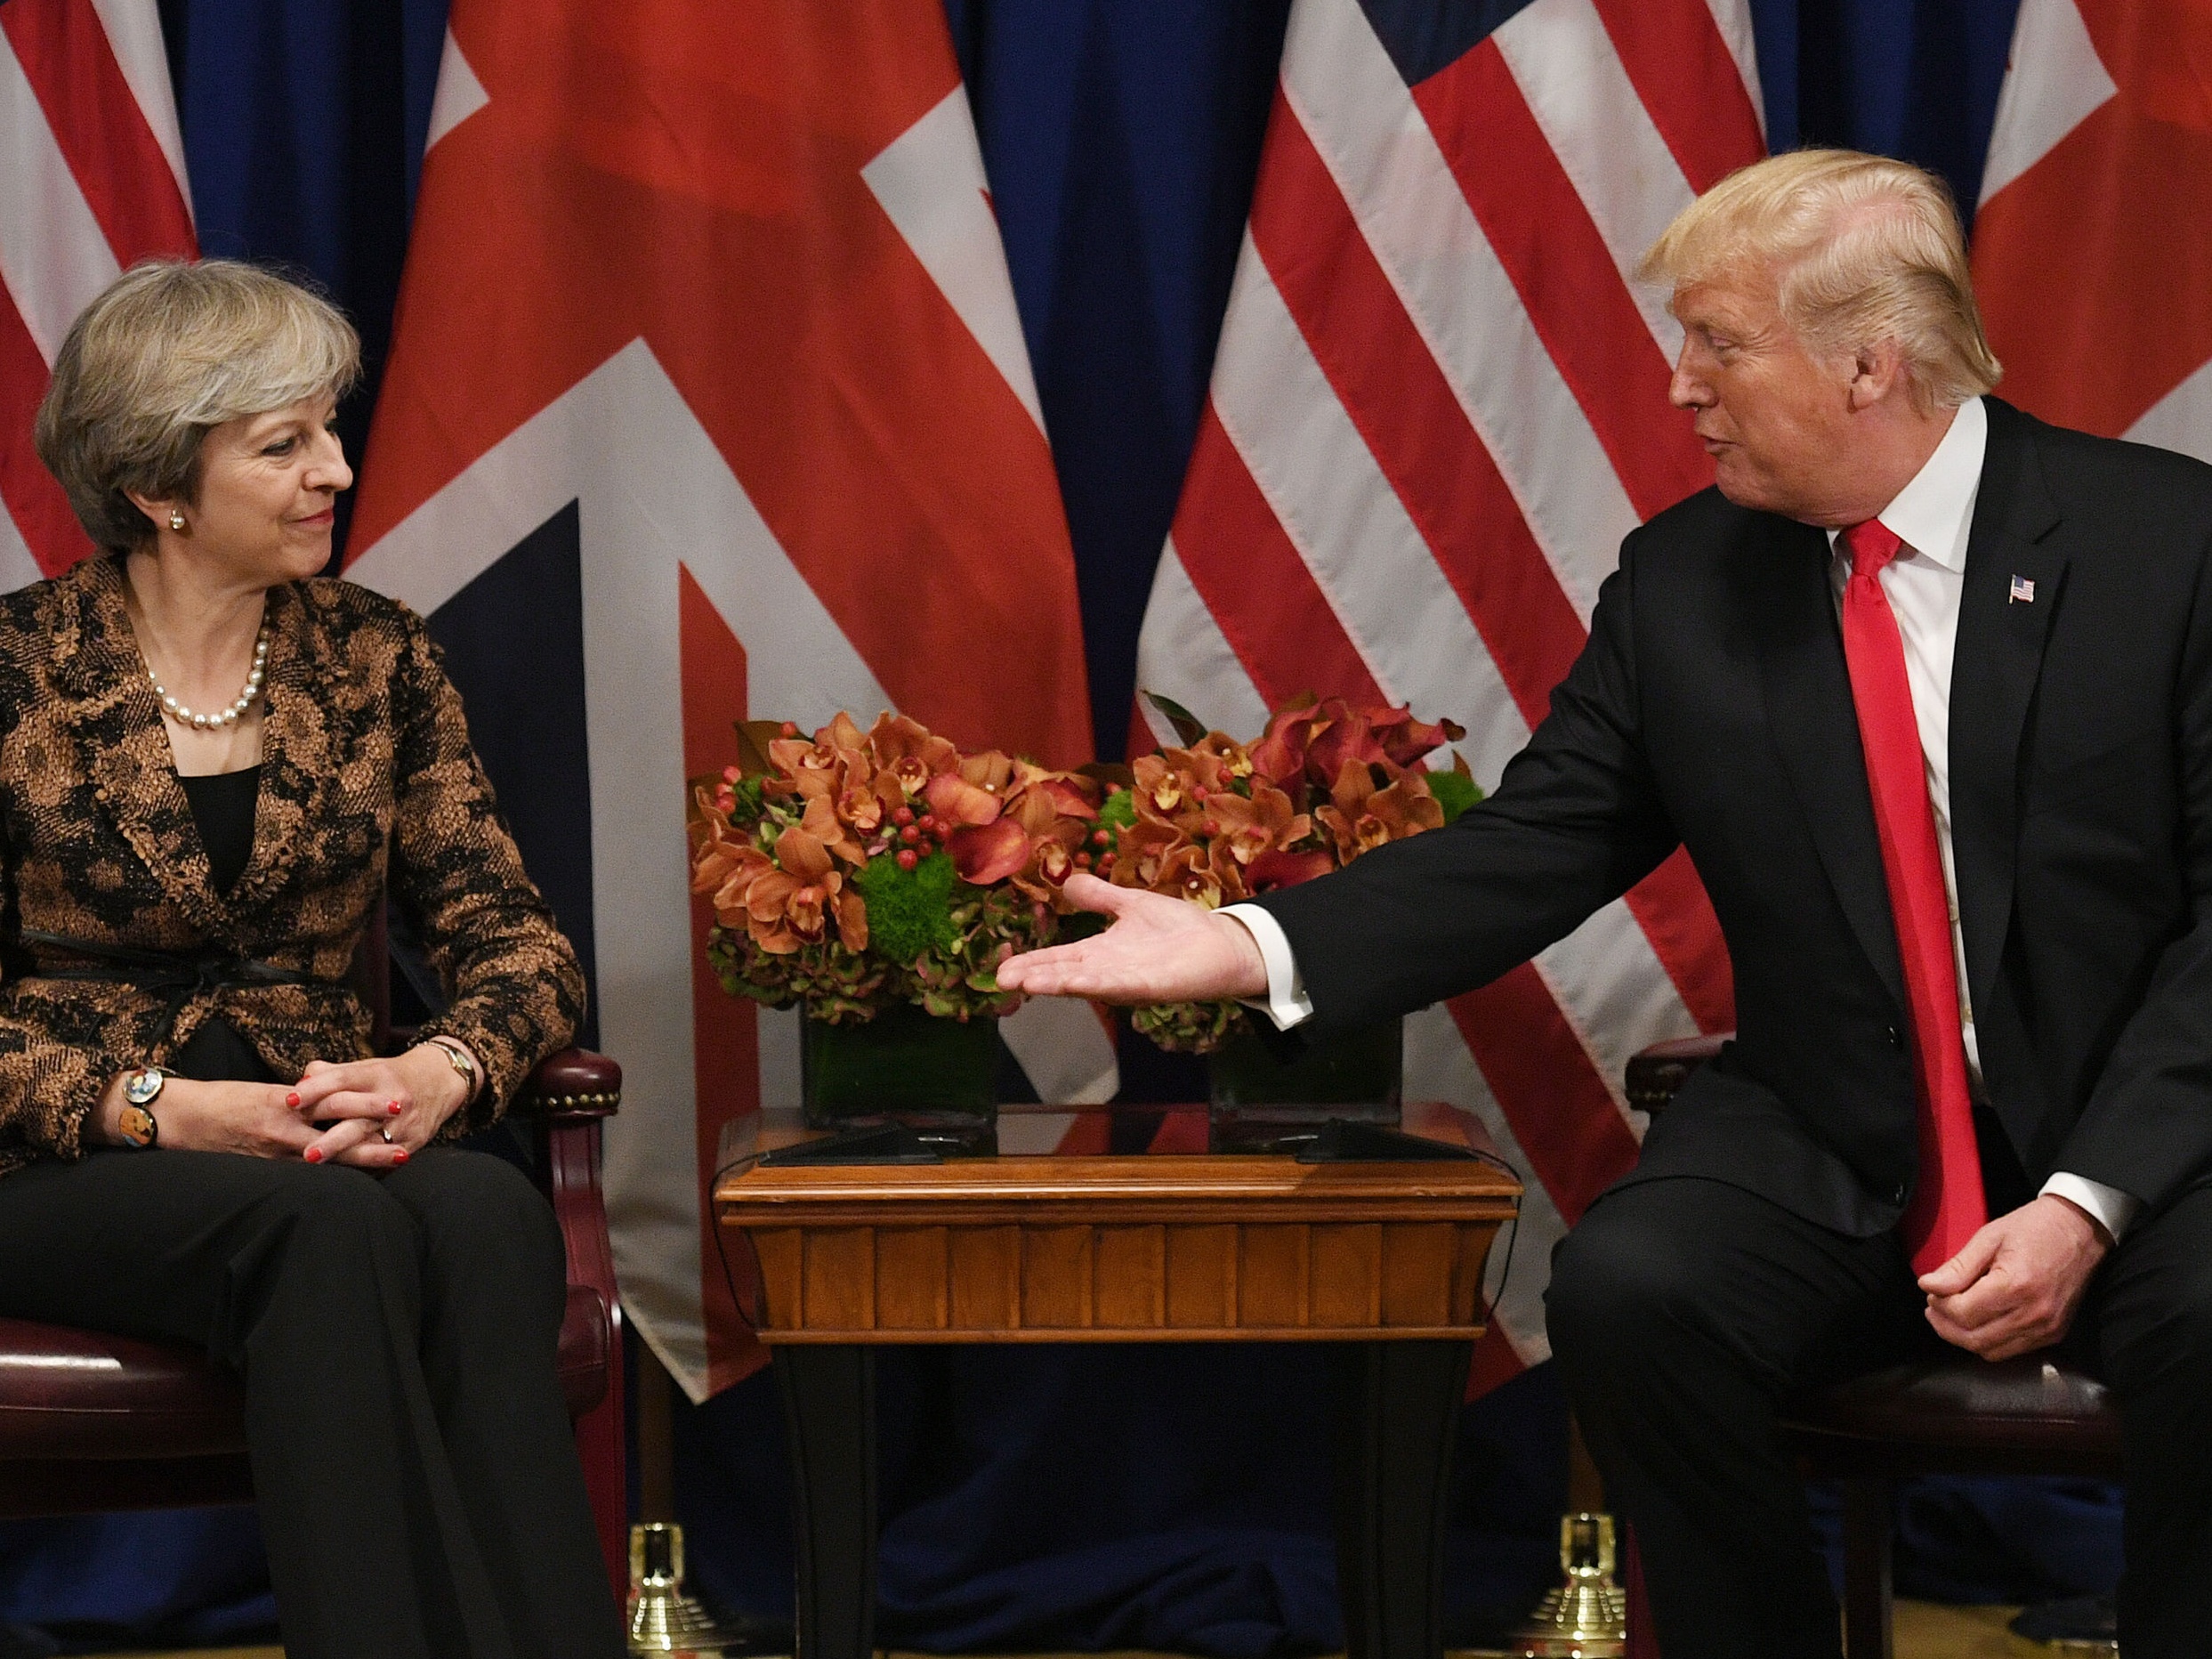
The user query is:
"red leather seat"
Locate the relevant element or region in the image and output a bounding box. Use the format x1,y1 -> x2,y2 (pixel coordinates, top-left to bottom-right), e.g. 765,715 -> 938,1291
1626,1033 -> 2121,1659
0,1318 -> 243,1462
0,1281 -> 610,1461
1780,1351 -> 2121,1478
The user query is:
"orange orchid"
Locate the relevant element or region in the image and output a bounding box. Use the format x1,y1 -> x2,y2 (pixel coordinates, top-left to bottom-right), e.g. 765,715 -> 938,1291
797,791 -> 868,867
1010,816 -> 1092,910
689,792 -> 775,924
1314,759 -> 1444,862
861,712 -> 961,780
740,823 -> 868,955
1204,780 -> 1308,870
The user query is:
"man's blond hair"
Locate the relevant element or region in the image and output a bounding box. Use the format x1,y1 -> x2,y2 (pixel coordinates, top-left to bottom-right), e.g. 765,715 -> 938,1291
35,259 -> 360,554
1641,149 -> 2001,413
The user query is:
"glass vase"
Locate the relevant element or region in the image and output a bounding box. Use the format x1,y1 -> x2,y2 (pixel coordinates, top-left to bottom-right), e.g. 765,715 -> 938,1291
800,1001 -> 999,1133
1207,1016 -> 1404,1152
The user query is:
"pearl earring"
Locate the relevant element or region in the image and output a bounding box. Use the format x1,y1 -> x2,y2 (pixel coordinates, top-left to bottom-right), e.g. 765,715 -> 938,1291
167,510 -> 184,532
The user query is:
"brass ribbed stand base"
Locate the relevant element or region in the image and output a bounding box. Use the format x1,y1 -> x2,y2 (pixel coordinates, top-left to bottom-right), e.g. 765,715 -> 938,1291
1512,1511 -> 1628,1659
627,1522 -> 771,1659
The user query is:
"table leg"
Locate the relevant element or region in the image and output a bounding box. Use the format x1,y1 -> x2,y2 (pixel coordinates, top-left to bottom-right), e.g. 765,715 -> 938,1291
1331,1339 -> 1473,1659
773,1345 -> 876,1659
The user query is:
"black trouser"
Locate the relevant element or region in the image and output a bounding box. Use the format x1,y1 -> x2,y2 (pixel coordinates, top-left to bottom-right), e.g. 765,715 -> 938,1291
0,1145 -> 626,1659
1547,1175 -> 2212,1659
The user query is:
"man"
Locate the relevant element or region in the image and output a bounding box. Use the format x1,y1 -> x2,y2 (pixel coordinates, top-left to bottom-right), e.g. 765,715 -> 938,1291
998,150 -> 2212,1657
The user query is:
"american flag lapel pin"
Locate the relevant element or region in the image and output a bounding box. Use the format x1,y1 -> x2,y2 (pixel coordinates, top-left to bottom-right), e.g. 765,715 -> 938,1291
2009,574 -> 2036,604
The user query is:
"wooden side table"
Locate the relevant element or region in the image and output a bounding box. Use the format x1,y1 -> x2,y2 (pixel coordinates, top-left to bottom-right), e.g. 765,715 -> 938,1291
714,1101 -> 1521,1659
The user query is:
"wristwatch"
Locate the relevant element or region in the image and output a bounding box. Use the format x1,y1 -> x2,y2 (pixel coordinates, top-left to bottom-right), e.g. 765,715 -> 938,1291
424,1037 -> 480,1106
117,1066 -> 164,1149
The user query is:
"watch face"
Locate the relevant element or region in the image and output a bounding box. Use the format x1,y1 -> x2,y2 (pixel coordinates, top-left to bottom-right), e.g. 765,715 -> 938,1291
124,1069 -> 163,1107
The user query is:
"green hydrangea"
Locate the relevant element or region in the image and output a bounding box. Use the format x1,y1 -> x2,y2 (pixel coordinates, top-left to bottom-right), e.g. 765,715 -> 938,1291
853,850 -> 958,966
1131,999 -> 1247,1054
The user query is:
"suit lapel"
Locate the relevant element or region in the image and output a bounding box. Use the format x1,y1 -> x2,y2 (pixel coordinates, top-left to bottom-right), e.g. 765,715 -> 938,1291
1949,401 -> 2064,1022
225,581 -> 328,913
52,558 -> 224,932
1752,514 -> 1909,1016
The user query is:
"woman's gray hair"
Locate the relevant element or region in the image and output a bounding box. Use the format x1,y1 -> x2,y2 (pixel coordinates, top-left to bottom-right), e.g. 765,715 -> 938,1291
1642,149 -> 2002,413
34,259 -> 361,554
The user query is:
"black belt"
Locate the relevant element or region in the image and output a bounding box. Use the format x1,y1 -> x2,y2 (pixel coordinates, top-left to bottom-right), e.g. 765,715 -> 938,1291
14,928 -> 330,1046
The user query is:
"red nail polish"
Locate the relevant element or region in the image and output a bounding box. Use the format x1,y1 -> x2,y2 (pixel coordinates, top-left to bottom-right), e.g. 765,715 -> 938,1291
285,1091 -> 301,1107
392,1149 -> 408,1165
303,1146 -> 322,1164
387,1101 -> 401,1115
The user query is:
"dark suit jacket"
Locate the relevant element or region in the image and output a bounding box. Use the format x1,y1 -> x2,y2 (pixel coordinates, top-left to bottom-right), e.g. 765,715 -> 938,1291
0,554 -> 585,1175
1258,398 -> 2212,1234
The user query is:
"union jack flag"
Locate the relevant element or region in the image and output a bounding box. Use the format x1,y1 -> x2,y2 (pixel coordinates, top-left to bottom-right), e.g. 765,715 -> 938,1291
1133,0 -> 1760,1394
1974,0 -> 2212,464
349,0 -> 1118,1404
0,0 -> 195,585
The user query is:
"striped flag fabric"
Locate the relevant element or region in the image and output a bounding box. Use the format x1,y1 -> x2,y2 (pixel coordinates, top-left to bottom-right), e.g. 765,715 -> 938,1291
1973,0 -> 2212,462
348,0 -> 1117,1404
0,0 -> 194,586
1133,0 -> 1756,1393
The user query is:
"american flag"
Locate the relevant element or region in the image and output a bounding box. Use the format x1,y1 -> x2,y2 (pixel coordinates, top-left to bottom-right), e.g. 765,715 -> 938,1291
0,0 -> 194,586
1974,0 -> 2212,464
348,0 -> 1118,1404
1133,0 -> 1760,1392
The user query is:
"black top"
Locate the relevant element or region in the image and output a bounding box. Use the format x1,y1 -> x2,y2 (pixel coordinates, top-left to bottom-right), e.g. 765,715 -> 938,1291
173,767 -> 274,1083
177,767 -> 259,894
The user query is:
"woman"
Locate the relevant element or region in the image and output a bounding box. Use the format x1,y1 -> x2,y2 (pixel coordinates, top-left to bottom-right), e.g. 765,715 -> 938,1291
6,259 -> 625,1656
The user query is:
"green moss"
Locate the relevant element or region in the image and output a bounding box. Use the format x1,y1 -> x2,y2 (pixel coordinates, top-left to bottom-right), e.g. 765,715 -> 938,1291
1427,770 -> 1481,824
1097,787 -> 1137,834
854,850 -> 959,966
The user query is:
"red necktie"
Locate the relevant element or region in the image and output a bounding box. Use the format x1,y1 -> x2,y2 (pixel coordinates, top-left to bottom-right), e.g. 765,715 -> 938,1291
1838,520 -> 1988,1275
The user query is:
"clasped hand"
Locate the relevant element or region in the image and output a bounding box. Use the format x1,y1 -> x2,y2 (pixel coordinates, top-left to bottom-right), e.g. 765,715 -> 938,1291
112,1043 -> 474,1169
1918,1194 -> 2111,1361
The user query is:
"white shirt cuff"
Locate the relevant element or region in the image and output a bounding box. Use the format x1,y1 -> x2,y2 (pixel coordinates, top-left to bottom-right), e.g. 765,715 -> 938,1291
1219,903 -> 1314,1031
2040,1172 -> 2140,1244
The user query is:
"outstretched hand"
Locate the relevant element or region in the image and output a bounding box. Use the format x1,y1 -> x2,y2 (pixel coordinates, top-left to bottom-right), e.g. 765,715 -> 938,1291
996,873 -> 1271,1005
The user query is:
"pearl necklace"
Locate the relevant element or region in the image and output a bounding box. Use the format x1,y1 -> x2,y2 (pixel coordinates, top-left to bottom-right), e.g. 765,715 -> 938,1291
144,627 -> 270,731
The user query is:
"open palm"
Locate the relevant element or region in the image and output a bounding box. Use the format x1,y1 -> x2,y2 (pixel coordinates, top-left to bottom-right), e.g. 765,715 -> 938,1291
997,874 -> 1269,1005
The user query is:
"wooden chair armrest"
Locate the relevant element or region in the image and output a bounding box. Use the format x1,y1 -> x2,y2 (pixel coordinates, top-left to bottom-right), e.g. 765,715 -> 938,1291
1626,1032 -> 1732,1117
506,1043 -> 626,1591
509,1048 -> 622,1124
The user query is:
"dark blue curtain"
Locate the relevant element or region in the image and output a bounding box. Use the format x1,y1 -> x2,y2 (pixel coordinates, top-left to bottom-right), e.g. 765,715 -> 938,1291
0,0 -> 2123,1650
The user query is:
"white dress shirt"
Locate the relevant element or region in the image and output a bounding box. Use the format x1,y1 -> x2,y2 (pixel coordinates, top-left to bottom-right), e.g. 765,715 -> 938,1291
1226,396 -> 2138,1241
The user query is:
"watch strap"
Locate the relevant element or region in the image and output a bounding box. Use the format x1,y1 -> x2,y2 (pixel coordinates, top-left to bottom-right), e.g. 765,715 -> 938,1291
424,1037 -> 480,1106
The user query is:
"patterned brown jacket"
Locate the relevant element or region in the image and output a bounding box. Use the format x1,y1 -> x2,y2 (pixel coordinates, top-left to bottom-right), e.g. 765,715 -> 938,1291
0,554 -> 585,1173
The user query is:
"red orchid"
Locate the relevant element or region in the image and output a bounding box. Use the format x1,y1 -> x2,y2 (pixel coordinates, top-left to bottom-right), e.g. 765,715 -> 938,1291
1249,696 -> 1464,796
948,818 -> 1029,884
1244,848 -> 1335,891
925,770 -> 1005,828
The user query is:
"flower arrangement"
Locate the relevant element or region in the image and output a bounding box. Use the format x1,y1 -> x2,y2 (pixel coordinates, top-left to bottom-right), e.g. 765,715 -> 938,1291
1108,694 -> 1479,1053
690,712 -> 1109,1024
